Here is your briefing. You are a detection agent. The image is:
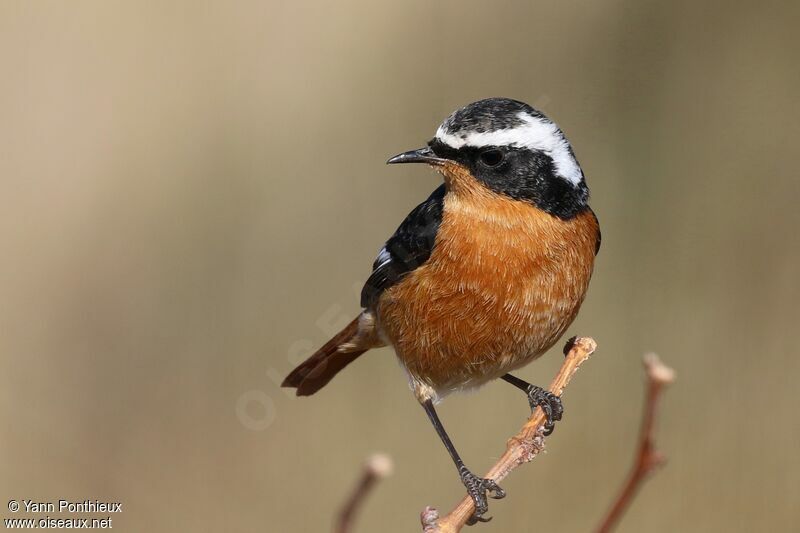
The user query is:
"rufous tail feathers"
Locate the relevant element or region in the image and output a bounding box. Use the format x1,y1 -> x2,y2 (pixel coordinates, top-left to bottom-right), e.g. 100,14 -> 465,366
281,316 -> 370,396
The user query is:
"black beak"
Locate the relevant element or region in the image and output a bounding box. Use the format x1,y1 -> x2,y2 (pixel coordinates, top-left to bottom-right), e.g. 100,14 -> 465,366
386,146 -> 447,165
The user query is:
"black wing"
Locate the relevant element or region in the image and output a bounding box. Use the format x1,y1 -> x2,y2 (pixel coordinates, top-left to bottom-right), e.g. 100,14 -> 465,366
360,185 -> 446,309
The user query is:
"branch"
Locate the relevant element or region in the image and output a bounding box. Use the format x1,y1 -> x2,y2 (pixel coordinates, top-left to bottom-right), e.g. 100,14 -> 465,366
334,453 -> 393,533
595,353 -> 675,533
421,336 -> 598,532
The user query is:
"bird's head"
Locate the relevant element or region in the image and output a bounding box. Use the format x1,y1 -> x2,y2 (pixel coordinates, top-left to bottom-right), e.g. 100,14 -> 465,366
388,97 -> 589,219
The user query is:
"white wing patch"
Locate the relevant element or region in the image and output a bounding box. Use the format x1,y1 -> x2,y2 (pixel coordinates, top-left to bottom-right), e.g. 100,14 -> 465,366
374,246 -> 391,269
435,112 -> 583,186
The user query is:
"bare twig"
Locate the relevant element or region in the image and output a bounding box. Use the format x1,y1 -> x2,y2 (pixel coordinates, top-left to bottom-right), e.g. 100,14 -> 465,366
335,453 -> 393,533
421,336 -> 598,533
595,353 -> 675,533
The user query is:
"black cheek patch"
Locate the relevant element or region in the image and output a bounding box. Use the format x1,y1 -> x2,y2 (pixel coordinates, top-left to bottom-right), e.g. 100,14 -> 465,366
469,148 -> 589,220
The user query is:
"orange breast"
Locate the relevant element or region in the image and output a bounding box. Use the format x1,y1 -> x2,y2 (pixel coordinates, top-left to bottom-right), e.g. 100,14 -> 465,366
377,171 -> 598,398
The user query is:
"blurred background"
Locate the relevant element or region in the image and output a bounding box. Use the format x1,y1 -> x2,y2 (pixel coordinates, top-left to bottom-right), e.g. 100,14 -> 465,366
1,1 -> 798,531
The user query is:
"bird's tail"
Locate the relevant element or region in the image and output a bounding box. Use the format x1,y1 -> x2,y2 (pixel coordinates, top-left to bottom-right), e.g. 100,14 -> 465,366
281,317 -> 368,396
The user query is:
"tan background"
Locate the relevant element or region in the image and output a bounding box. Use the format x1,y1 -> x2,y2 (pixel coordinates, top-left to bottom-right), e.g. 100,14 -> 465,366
1,1 -> 798,531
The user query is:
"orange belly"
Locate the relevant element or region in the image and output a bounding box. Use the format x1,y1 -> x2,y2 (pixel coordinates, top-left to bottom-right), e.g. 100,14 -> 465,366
376,181 -> 598,400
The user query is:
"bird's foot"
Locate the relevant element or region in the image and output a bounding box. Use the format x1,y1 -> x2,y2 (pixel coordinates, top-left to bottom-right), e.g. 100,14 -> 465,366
526,385 -> 563,436
459,466 -> 505,525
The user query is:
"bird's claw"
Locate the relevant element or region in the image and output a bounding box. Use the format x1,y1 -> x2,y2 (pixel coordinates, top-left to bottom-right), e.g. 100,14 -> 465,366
526,385 -> 563,436
459,467 -> 505,525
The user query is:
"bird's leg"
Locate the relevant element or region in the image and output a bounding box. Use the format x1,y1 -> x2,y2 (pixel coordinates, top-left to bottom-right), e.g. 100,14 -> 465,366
421,399 -> 505,524
501,373 -> 563,436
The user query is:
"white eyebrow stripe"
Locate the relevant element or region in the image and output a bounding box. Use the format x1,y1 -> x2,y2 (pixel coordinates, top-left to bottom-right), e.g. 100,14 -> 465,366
434,112 -> 583,186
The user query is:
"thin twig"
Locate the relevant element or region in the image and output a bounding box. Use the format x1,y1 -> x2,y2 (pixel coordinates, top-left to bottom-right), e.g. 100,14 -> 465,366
595,353 -> 675,533
421,336 -> 598,533
334,453 -> 393,533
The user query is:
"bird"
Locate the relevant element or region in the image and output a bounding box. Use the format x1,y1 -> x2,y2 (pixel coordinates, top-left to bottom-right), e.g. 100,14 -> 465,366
282,97 -> 600,523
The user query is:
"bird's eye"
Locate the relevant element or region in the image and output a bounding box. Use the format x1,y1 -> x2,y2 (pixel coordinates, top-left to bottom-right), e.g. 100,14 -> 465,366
478,149 -> 504,167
